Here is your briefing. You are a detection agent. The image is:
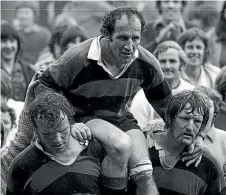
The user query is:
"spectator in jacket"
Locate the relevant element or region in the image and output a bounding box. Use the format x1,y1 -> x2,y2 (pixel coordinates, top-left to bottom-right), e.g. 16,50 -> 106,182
13,1 -> 51,64
1,22 -> 35,102
141,0 -> 194,53
35,13 -> 78,70
208,0 -> 226,68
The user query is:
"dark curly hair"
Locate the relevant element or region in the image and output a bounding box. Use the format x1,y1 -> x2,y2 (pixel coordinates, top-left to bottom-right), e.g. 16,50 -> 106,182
100,6 -> 146,37
165,90 -> 210,133
29,91 -> 75,130
156,0 -> 187,14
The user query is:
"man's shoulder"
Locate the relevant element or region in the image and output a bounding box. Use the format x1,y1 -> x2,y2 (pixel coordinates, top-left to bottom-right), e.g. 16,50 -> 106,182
213,127 -> 226,140
9,144 -> 44,176
204,63 -> 221,74
58,38 -> 94,65
201,147 -> 226,191
7,144 -> 42,193
174,78 -> 194,93
201,146 -> 224,174
137,46 -> 162,73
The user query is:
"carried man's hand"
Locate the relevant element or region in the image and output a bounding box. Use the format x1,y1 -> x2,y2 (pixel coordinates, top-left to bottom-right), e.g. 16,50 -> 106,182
182,136 -> 204,167
71,123 -> 93,145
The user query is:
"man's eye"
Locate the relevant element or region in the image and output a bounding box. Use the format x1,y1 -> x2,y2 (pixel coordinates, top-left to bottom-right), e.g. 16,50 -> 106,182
196,46 -> 203,50
169,59 -> 176,63
119,36 -> 127,41
44,134 -> 53,138
1,38 -> 7,43
132,37 -> 139,41
180,117 -> 189,121
195,120 -> 202,124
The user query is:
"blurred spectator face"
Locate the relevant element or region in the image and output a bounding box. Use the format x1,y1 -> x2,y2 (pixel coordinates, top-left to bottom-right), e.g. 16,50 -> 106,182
65,37 -> 82,51
16,7 -> 35,28
158,48 -> 181,85
1,37 -> 18,61
160,0 -> 183,22
184,37 -> 205,67
172,102 -> 203,146
0,110 -> 12,138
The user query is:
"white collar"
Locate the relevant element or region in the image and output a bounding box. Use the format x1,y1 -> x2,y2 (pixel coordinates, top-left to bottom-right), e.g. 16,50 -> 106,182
206,125 -> 216,143
87,36 -> 139,79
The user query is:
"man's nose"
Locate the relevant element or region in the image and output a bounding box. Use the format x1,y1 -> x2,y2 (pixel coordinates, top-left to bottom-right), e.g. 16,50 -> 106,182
164,61 -> 171,68
5,40 -> 12,47
52,133 -> 62,143
124,39 -> 133,51
187,119 -> 194,131
191,47 -> 198,53
162,61 -> 171,70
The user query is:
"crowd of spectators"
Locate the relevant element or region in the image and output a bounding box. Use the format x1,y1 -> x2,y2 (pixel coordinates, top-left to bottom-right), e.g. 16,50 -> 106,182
1,1 -> 226,195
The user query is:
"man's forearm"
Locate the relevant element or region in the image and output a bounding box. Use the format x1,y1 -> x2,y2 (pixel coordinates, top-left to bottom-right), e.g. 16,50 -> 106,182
151,94 -> 172,121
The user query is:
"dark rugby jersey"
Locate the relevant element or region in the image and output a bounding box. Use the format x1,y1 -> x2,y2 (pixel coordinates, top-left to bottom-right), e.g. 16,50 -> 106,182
149,147 -> 226,195
40,38 -> 172,123
7,143 -> 101,195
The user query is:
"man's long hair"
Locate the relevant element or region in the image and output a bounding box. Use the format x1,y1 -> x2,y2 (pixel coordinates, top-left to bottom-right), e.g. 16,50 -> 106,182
165,90 -> 210,133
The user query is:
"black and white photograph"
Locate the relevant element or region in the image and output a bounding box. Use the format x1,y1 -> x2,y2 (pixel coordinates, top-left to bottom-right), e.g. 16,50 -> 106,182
1,0 -> 226,194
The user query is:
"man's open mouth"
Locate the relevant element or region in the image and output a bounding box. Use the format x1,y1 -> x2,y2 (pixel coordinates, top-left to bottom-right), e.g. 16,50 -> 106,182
183,133 -> 193,137
122,52 -> 132,56
3,49 -> 14,55
53,144 -> 63,148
